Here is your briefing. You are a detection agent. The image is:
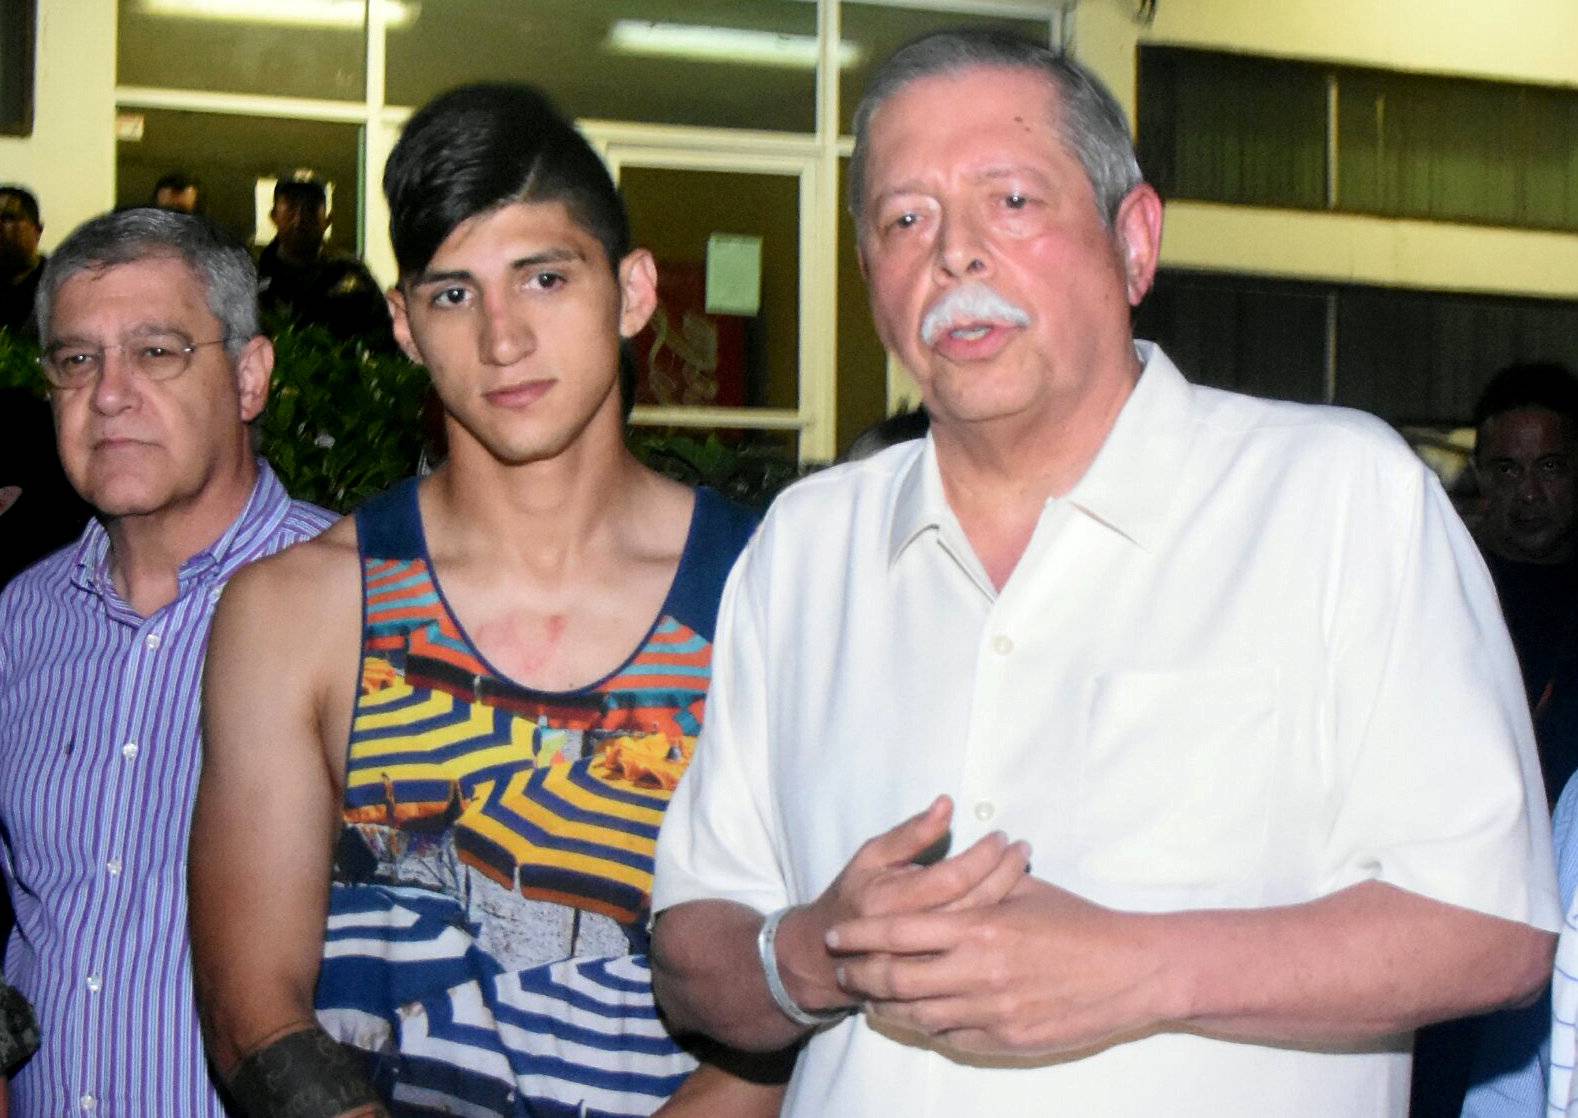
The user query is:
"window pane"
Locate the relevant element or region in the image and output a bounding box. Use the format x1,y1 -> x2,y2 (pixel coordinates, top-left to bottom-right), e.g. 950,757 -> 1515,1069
1138,47 -> 1327,210
117,0 -> 364,100
386,1 -> 816,132
837,157 -> 890,453
1335,287 -> 1578,424
839,4 -> 1050,135
116,110 -> 364,255
1135,270 -> 1329,405
620,165 -> 800,411
1339,71 -> 1578,231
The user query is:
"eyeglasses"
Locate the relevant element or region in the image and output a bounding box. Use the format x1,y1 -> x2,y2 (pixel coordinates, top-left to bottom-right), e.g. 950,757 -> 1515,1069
39,337 -> 229,390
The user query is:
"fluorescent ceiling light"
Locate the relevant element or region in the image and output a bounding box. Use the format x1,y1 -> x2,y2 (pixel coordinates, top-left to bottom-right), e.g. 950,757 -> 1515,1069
137,0 -> 418,31
607,20 -> 862,70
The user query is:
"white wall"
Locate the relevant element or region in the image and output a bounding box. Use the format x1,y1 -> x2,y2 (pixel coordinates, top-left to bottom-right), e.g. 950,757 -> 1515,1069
1075,0 -> 1578,300
0,0 -> 116,253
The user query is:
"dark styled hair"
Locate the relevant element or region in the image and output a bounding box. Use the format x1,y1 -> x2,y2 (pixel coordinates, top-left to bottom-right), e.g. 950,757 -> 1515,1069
1473,362 -> 1578,452
383,83 -> 630,282
153,171 -> 199,195
273,177 -> 328,210
847,28 -> 1143,228
36,208 -> 260,358
0,185 -> 41,227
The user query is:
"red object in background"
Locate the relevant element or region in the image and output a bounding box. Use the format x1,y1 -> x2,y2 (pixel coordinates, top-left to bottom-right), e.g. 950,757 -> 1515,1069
632,261 -> 747,408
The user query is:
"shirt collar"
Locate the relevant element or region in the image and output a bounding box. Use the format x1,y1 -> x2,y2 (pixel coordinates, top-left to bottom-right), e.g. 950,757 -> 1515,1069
886,341 -> 1192,564
887,436 -> 949,564
67,460 -> 293,598
1060,341 -> 1192,551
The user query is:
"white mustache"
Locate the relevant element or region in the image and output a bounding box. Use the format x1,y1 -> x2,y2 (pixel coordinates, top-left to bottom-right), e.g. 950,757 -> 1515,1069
919,283 -> 1031,346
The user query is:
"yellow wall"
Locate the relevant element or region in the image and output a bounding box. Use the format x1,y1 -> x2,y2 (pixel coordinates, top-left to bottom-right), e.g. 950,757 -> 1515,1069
1,0 -> 116,252
1075,0 -> 1578,300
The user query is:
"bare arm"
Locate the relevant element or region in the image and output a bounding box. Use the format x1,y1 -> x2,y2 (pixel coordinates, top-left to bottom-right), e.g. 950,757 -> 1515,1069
651,1056 -> 792,1117
189,538 -> 375,1113
830,875 -> 1555,1058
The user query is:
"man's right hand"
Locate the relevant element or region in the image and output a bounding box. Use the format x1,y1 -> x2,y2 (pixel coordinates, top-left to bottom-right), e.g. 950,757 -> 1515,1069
774,796 -> 1032,1016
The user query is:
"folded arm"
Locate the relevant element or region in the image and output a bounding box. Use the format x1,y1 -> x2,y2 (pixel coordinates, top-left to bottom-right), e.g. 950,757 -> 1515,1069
652,797 -> 1030,1053
831,875 -> 1554,1058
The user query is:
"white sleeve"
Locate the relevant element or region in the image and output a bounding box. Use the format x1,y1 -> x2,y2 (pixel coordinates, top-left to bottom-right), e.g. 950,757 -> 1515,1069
653,536 -> 789,917
1323,459 -> 1559,931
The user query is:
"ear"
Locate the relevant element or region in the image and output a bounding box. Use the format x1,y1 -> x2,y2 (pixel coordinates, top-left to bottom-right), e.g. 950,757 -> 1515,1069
1112,183 -> 1164,307
616,248 -> 659,339
234,334 -> 274,424
387,287 -> 426,366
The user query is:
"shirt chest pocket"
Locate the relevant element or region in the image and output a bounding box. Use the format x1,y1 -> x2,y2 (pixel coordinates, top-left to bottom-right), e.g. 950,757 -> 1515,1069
1074,668 -> 1279,908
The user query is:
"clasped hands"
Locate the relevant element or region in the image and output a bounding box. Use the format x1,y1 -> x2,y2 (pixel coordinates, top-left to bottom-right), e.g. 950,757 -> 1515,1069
773,795 -> 1170,1059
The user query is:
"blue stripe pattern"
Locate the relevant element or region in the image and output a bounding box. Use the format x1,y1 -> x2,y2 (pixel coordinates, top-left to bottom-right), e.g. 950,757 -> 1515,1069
317,885 -> 697,1116
0,463 -> 334,1115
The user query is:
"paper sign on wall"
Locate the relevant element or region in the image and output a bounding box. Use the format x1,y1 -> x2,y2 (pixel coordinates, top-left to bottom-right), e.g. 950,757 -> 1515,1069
705,233 -> 762,316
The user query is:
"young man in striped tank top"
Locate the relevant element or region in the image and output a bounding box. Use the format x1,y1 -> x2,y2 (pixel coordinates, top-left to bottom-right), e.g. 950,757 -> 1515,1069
191,86 -> 785,1117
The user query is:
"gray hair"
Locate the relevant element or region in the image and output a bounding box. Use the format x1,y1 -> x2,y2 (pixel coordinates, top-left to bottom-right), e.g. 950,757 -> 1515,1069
35,208 -> 260,359
848,28 -> 1144,229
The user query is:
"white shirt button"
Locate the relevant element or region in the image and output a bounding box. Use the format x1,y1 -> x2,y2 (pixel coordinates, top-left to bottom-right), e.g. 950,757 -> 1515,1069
122,742 -> 138,760
80,1094 -> 96,1111
105,859 -> 122,877
144,633 -> 161,651
974,800 -> 996,822
86,975 -> 102,993
991,635 -> 1014,655
208,587 -> 223,604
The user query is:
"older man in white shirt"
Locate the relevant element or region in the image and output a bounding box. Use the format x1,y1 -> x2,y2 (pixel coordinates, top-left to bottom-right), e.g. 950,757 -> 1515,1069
649,29 -> 1559,1118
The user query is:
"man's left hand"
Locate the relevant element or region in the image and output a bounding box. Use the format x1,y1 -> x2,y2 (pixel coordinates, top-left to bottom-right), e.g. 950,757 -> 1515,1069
827,874 -> 1175,1058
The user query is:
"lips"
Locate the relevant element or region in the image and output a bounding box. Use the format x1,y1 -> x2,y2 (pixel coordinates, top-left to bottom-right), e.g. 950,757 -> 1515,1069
928,319 -> 1021,361
484,380 -> 554,408
92,436 -> 153,452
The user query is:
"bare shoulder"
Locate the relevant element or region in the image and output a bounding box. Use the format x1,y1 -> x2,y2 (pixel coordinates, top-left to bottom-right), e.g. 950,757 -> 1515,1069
625,465 -> 698,559
206,514 -> 364,765
211,515 -> 364,693
220,515 -> 361,624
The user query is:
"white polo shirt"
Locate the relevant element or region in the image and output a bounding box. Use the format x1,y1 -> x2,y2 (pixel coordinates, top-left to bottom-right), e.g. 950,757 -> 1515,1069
654,343 -> 1559,1117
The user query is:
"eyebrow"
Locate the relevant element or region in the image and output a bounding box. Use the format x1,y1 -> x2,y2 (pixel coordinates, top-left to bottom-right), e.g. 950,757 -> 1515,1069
46,322 -> 192,347
410,247 -> 586,288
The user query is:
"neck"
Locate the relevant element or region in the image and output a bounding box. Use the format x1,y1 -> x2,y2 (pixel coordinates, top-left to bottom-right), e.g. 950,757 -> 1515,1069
2,254 -> 39,285
934,349 -> 1142,589
426,404 -> 654,566
104,455 -> 260,616
276,241 -> 321,267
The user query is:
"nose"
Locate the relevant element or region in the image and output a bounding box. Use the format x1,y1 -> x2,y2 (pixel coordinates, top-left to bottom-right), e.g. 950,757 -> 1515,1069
88,348 -> 140,416
478,292 -> 534,366
935,209 -> 990,280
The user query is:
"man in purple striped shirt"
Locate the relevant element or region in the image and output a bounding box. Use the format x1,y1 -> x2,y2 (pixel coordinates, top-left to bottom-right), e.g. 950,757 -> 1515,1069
0,208 -> 335,1115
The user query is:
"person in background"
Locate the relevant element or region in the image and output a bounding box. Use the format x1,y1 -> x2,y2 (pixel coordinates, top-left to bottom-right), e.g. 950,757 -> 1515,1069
0,207 -> 334,1114
0,388 -> 93,588
151,172 -> 202,215
0,187 -> 44,338
1471,362 -> 1578,805
257,175 -> 392,348
1453,364 -> 1578,1118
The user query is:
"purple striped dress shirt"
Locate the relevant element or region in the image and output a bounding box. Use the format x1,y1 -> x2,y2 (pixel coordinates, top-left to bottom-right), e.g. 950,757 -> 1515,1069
0,462 -> 334,1116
